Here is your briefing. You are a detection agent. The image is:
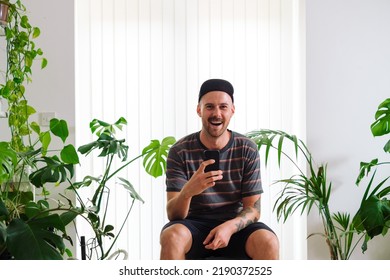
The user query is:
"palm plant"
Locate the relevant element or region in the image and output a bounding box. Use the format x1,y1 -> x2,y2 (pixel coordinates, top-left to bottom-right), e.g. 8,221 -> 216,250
246,129 -> 387,259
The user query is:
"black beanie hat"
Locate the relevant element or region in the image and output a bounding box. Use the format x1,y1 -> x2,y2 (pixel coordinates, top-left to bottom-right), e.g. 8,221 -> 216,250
198,79 -> 234,103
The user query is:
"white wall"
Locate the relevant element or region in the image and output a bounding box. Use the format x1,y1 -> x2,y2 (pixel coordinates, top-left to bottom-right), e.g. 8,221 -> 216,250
21,0 -> 76,255
307,0 -> 390,259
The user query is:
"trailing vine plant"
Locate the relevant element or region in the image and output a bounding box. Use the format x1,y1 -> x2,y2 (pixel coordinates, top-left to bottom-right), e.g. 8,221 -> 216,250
0,0 -> 47,153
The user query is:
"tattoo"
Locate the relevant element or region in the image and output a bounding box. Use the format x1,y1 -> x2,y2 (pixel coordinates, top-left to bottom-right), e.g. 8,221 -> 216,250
254,198 -> 261,213
235,208 -> 254,232
234,198 -> 261,232
235,220 -> 245,232
235,217 -> 255,232
238,207 -> 253,218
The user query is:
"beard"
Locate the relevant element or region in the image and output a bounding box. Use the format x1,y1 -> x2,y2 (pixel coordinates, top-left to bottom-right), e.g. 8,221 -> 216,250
202,117 -> 229,138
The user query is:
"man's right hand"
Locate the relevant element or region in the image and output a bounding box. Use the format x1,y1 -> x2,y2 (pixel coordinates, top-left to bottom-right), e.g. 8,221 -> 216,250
181,159 -> 223,198
166,160 -> 223,221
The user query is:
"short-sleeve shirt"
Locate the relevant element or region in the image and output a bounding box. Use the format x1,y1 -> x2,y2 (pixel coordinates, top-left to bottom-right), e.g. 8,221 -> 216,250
166,130 -> 263,222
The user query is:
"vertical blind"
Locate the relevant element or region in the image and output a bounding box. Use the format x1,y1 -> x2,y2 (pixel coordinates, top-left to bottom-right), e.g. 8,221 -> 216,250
75,0 -> 306,259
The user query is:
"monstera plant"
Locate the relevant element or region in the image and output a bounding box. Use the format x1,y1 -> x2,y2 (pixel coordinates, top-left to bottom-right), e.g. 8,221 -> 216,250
0,116 -> 175,260
0,0 -> 176,260
66,118 -> 175,260
355,98 -> 390,246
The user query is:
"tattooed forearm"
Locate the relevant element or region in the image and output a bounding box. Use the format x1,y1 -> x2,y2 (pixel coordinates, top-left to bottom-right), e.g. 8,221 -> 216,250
238,207 -> 254,218
234,198 -> 262,232
235,218 -> 254,232
254,197 -> 261,212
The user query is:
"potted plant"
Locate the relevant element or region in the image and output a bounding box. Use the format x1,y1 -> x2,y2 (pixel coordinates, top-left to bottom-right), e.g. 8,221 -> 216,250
0,0 -> 57,259
52,117 -> 175,260
246,128 -> 390,260
1,115 -> 174,260
355,98 -> 390,247
0,0 -> 176,260
0,0 -> 10,27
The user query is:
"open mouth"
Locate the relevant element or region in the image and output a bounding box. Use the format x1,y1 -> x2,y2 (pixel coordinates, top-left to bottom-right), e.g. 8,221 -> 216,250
209,119 -> 223,127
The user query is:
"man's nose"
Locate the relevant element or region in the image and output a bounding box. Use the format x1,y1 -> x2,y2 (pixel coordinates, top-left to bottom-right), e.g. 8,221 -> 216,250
212,108 -> 222,117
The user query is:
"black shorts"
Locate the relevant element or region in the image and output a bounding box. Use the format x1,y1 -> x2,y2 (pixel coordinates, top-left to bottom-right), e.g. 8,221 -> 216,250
162,218 -> 275,260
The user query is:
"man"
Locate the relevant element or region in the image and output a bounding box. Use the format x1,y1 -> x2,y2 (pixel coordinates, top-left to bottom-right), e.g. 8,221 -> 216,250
160,79 -> 279,260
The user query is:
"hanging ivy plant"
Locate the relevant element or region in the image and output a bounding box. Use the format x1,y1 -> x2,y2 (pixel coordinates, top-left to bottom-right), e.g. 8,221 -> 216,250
0,0 -> 47,152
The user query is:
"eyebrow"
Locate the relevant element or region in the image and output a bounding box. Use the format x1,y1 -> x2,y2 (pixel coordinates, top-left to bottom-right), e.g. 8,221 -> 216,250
204,102 -> 229,106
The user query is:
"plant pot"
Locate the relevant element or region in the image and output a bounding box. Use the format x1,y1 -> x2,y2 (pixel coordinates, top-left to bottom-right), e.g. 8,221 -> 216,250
0,2 -> 9,28
1,165 -> 35,201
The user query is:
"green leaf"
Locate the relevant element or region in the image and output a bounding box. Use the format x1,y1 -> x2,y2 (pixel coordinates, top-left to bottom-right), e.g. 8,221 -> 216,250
0,222 -> 6,252
142,136 -> 176,178
104,225 -> 114,234
6,216 -> 66,260
90,117 -> 127,136
383,139 -> 390,153
39,131 -> 51,156
20,15 -> 29,29
371,98 -> 390,137
29,156 -> 74,188
60,144 -> 80,164
30,121 -> 40,134
0,142 -> 17,184
50,118 -> 69,143
60,211 -> 79,227
25,200 -> 49,219
77,141 -> 97,156
79,133 -> 129,160
118,177 -> 144,203
32,27 -> 40,38
277,133 -> 285,166
357,195 -> 390,238
0,198 -> 9,218
41,58 -> 48,69
332,212 -> 350,231
356,159 -> 379,185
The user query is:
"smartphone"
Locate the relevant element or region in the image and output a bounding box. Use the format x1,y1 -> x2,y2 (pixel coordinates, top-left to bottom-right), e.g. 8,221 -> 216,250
203,150 -> 220,172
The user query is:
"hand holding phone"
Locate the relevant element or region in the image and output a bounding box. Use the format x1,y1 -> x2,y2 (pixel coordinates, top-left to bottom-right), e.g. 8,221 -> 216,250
203,150 -> 220,172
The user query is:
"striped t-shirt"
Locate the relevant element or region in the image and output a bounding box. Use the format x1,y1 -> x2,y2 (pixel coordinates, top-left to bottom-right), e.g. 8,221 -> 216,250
166,130 -> 263,221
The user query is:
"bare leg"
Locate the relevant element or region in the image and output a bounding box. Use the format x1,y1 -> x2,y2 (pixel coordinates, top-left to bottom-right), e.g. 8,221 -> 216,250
160,224 -> 192,260
245,229 -> 279,260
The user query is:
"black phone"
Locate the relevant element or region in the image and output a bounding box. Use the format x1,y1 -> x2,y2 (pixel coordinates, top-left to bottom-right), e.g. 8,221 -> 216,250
203,150 -> 220,172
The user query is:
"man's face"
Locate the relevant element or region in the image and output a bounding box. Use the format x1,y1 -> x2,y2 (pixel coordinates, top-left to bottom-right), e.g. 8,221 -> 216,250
197,91 -> 235,139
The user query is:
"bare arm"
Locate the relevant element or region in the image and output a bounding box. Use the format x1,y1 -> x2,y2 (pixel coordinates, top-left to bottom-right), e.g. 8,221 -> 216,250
203,194 -> 261,250
166,159 -> 223,221
233,194 -> 261,231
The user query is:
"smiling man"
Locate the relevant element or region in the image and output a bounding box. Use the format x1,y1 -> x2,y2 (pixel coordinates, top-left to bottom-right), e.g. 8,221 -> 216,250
159,79 -> 279,260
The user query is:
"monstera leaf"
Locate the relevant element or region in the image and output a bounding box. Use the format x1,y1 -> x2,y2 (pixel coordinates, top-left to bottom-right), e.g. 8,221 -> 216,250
371,98 -> 390,137
371,98 -> 390,152
355,195 -> 390,238
6,215 -> 67,260
29,156 -> 75,188
142,136 -> 176,178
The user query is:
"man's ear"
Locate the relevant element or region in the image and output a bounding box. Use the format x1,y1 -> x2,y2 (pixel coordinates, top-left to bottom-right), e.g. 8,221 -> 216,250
197,104 -> 201,117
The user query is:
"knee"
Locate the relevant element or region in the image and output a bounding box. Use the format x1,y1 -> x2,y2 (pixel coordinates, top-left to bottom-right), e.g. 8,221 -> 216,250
246,230 -> 279,260
264,232 -> 279,256
160,224 -> 192,247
